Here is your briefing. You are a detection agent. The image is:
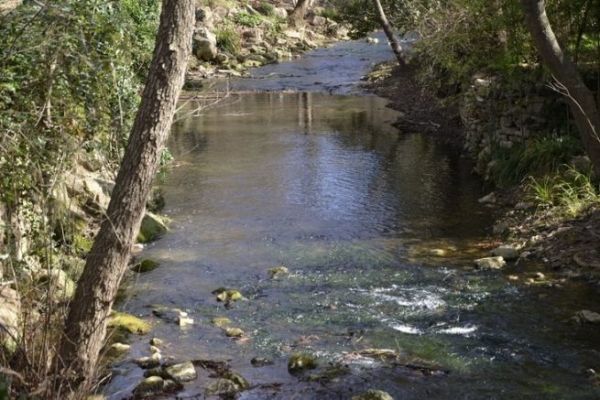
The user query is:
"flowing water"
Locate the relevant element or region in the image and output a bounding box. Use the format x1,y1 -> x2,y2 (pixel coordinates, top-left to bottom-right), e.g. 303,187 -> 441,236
105,35 -> 600,399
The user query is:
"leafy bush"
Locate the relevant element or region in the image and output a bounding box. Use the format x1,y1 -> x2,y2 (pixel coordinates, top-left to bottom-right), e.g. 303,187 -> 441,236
216,26 -> 241,54
487,135 -> 582,187
233,12 -> 263,28
255,1 -> 274,17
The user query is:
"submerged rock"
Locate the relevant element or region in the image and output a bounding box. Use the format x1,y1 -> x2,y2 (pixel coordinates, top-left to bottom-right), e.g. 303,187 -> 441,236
133,376 -> 164,398
212,288 -> 243,303
108,312 -> 151,335
492,245 -> 519,260
222,371 -> 249,390
268,265 -> 289,279
150,337 -> 163,347
134,353 -> 162,369
251,356 -> 274,367
211,316 -> 232,327
288,352 -> 318,373
474,256 -> 506,270
223,327 -> 244,338
575,310 -> 600,324
206,379 -> 242,396
132,258 -> 160,273
352,389 -> 394,400
164,361 -> 197,383
108,342 -> 131,357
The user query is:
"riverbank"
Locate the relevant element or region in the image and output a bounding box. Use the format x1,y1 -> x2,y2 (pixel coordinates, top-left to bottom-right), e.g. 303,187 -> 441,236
364,61 -> 600,285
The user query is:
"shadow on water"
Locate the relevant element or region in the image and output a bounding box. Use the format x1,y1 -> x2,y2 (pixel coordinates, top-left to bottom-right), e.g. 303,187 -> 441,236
104,41 -> 600,400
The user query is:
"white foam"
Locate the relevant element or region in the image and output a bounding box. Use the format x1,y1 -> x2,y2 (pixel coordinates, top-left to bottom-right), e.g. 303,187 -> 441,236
391,324 -> 422,335
438,325 -> 478,335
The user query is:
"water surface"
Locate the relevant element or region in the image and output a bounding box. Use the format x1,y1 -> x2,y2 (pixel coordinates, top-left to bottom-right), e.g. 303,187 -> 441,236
106,36 -> 600,400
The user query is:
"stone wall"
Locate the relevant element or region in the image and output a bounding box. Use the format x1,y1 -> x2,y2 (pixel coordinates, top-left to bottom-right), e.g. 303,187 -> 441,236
459,70 -> 569,177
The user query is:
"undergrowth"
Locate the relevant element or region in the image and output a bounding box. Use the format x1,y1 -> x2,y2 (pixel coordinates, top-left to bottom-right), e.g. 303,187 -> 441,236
528,167 -> 600,218
487,135 -> 582,187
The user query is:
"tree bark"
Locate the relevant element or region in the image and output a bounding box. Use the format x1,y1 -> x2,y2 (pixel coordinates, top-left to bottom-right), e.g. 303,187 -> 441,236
372,0 -> 406,66
54,0 -> 194,396
289,0 -> 311,27
521,0 -> 600,175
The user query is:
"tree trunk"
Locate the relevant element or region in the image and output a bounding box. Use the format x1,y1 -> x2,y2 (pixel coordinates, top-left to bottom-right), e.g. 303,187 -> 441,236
372,0 -> 406,66
54,0 -> 194,395
521,0 -> 600,175
289,0 -> 311,26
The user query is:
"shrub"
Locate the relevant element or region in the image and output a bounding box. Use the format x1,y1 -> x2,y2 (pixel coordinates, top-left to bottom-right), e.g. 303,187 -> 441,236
233,12 -> 263,28
216,26 -> 241,54
255,1 -> 274,17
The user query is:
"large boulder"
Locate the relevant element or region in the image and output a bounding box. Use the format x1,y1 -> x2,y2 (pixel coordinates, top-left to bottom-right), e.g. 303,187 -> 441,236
193,28 -> 218,62
37,268 -> 76,302
137,212 -> 168,243
273,7 -> 288,19
0,286 -> 21,355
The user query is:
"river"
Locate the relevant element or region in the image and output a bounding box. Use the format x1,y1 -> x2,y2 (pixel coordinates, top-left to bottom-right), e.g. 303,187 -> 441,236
105,34 -> 600,399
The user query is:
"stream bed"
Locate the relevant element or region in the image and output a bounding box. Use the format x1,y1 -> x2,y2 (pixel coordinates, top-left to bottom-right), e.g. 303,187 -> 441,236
105,35 -> 600,400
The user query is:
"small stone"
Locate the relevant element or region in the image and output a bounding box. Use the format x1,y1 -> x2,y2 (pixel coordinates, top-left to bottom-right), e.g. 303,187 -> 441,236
474,256 -> 506,270
164,361 -> 197,383
134,353 -> 162,369
576,310 -> 600,324
288,353 -> 317,373
133,376 -> 164,398
149,345 -> 161,354
492,245 -> 519,261
163,379 -> 183,393
150,337 -> 163,347
206,379 -> 241,396
427,249 -> 447,257
178,316 -> 194,327
352,389 -> 394,400
223,371 -> 249,390
268,266 -> 289,279
211,316 -> 232,327
251,357 -> 274,367
478,192 -> 496,204
109,342 -> 131,355
224,327 -> 244,338
533,272 -> 546,281
507,275 -> 519,281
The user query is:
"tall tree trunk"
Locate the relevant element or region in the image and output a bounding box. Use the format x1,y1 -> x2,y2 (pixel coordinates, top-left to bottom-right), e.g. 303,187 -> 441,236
54,0 -> 194,395
289,0 -> 311,27
372,0 -> 406,66
521,0 -> 600,175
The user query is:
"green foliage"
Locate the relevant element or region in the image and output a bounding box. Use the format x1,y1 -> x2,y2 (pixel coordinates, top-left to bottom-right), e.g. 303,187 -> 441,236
528,168 -> 600,217
0,0 -> 159,271
216,25 -> 242,54
255,1 -> 274,17
319,8 -> 339,21
233,11 -> 263,28
487,135 -> 582,187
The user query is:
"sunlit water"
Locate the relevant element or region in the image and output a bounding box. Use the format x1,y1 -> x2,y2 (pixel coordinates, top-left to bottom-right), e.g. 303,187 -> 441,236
105,36 -> 600,400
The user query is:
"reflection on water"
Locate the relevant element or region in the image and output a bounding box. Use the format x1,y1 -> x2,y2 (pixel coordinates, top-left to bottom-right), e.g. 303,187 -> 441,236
106,94 -> 600,399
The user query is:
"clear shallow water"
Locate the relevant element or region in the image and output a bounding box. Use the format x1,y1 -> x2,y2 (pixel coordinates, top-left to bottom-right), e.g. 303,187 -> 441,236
105,38 -> 600,400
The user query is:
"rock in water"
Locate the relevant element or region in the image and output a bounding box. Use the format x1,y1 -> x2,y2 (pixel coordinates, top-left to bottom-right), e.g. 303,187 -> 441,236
223,327 -> 244,338
164,361 -> 197,383
352,389 -> 394,400
133,376 -> 164,398
474,256 -> 506,270
251,357 -> 274,367
137,212 -> 168,243
492,245 -> 519,260
288,353 -> 317,373
132,258 -> 160,273
576,310 -> 600,324
268,265 -> 289,279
